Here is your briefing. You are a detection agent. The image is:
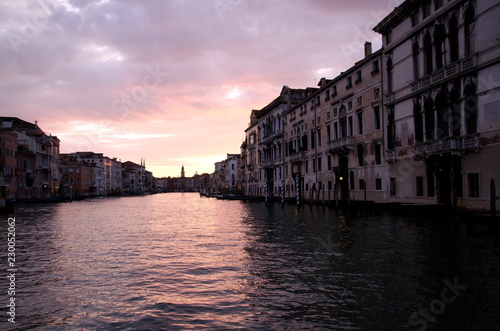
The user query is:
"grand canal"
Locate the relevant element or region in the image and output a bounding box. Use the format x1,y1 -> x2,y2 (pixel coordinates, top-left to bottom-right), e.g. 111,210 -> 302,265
1,193 -> 499,330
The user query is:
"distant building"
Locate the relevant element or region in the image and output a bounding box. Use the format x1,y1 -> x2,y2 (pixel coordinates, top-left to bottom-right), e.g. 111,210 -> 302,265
0,117 -> 60,198
0,130 -> 18,199
122,160 -> 146,195
210,154 -> 241,194
60,154 -> 92,197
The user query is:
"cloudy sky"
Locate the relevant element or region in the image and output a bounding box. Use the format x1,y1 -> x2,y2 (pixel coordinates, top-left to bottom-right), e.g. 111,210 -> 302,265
0,0 -> 401,177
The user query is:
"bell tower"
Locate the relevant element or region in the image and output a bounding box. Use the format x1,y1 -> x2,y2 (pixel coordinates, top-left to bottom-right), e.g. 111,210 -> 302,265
181,165 -> 185,179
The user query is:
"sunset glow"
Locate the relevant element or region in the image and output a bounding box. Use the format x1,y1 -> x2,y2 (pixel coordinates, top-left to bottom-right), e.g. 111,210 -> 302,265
1,0 -> 391,177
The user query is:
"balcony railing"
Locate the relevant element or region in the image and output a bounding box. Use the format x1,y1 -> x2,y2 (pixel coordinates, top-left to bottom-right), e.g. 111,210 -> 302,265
412,135 -> 479,157
289,151 -> 307,163
386,150 -> 396,163
261,129 -> 283,144
327,137 -> 355,153
411,55 -> 476,94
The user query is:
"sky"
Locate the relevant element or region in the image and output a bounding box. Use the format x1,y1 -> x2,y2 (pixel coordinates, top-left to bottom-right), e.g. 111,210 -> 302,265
0,0 -> 402,178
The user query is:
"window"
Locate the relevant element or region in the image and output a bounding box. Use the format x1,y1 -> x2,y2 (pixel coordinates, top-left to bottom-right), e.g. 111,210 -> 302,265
357,144 -> 364,166
355,70 -> 362,84
424,33 -> 433,74
305,161 -> 309,173
435,0 -> 443,10
416,176 -> 424,196
326,125 -> 331,142
465,83 -> 477,135
375,178 -> 382,190
387,56 -> 393,92
332,85 -> 337,97
357,111 -> 363,134
425,97 -> 435,140
374,88 -> 380,100
449,17 -> 459,62
390,177 -> 396,196
371,60 -> 379,75
359,179 -> 365,190
464,8 -> 476,56
411,11 -> 419,27
388,108 -> 396,149
313,158 -> 316,172
386,31 -> 392,44
317,128 -> 322,146
318,157 -> 322,172
423,0 -> 431,19
349,171 -> 355,190
434,25 -> 446,69
374,106 -> 381,130
375,143 -> 381,165
357,96 -> 362,107
325,89 -> 330,101
334,122 -> 339,139
348,101 -> 353,111
414,101 -> 424,143
310,130 -> 316,149
327,155 -> 332,170
346,76 -> 352,90
348,116 -> 353,136
468,173 -> 479,197
413,41 -> 420,79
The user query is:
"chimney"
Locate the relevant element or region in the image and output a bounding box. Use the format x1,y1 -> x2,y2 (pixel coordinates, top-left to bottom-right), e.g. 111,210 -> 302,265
364,41 -> 372,58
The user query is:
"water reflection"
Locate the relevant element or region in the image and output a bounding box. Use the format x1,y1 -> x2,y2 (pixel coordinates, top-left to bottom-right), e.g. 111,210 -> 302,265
0,194 -> 498,330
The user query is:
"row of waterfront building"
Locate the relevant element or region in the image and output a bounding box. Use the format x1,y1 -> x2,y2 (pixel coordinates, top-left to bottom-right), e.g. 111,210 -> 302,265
210,0 -> 500,211
0,117 -> 157,199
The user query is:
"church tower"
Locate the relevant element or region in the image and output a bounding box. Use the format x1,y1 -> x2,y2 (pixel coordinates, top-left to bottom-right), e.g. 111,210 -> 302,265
181,165 -> 185,179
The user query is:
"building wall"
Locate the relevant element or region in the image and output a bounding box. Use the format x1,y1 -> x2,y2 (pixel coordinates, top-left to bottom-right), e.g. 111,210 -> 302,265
375,0 -> 500,210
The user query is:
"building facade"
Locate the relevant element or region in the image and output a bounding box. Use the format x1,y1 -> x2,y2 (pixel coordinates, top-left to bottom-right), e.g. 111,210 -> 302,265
374,0 -> 500,210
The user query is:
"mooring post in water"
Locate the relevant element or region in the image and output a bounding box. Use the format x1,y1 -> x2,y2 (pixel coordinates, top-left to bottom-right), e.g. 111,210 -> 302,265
265,179 -> 268,205
280,178 -> 284,207
363,180 -> 366,201
491,179 -> 496,218
295,176 -> 300,206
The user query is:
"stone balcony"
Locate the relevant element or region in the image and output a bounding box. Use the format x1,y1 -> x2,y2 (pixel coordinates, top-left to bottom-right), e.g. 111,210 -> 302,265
289,151 -> 307,163
327,137 -> 355,154
261,129 -> 283,144
411,55 -> 476,93
411,135 -> 480,157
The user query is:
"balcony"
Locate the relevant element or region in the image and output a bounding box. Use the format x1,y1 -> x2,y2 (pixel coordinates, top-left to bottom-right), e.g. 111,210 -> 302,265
260,129 -> 283,144
412,135 -> 479,157
462,134 -> 479,151
411,55 -> 476,94
262,159 -> 277,168
386,150 -> 397,163
289,151 -> 307,163
327,137 -> 355,154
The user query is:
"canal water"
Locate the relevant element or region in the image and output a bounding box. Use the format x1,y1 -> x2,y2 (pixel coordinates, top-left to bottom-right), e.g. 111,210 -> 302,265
1,193 -> 499,330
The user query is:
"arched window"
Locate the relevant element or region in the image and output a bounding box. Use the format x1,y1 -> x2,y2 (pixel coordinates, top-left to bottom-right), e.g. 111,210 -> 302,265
424,97 -> 435,140
464,8 -> 476,55
412,41 -> 420,79
435,90 -> 449,139
414,100 -> 424,143
464,82 -> 477,134
449,83 -> 461,136
448,16 -> 459,62
434,24 -> 446,69
424,33 -> 433,74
